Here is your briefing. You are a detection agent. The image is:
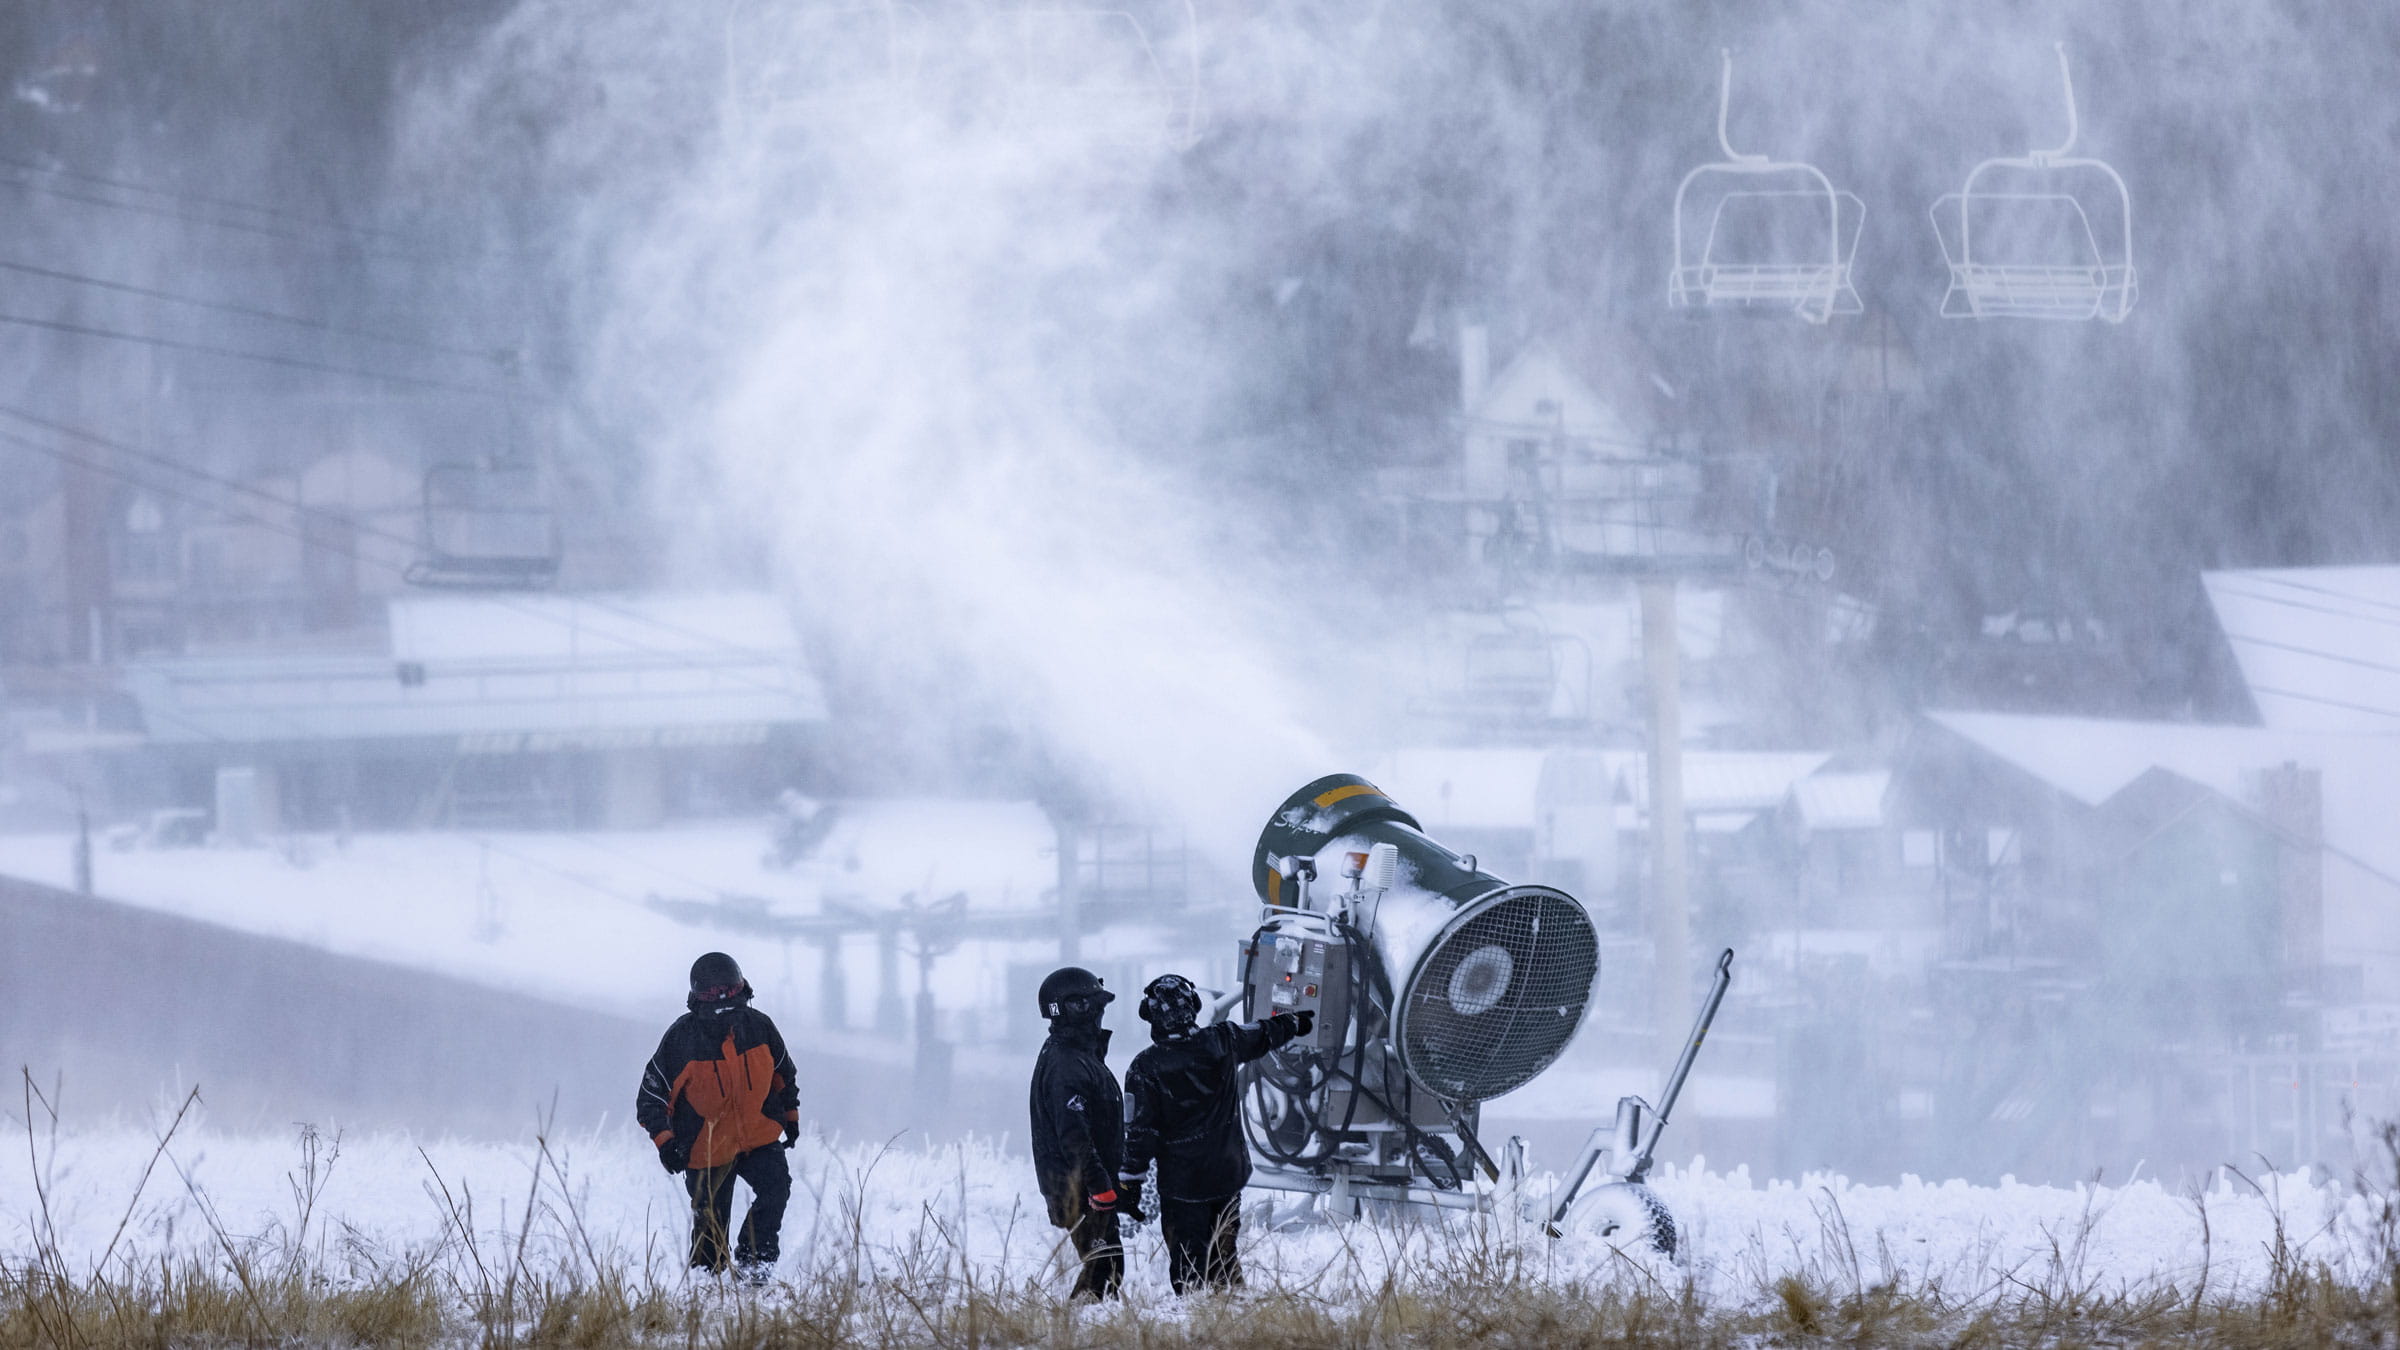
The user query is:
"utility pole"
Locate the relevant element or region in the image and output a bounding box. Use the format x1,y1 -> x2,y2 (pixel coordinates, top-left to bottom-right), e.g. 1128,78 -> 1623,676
1640,578 -> 1690,1063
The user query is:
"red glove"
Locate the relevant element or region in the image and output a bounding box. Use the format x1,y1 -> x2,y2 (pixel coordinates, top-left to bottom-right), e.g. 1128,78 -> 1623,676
1086,1187 -> 1119,1214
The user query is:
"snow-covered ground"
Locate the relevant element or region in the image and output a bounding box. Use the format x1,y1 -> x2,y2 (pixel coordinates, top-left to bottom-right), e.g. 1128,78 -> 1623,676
0,805 -> 1061,1023
0,1116 -> 2371,1306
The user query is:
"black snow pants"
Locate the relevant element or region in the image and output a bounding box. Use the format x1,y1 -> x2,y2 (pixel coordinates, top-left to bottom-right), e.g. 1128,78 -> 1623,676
1067,1210 -> 1123,1300
1159,1194 -> 1241,1294
684,1145 -> 792,1271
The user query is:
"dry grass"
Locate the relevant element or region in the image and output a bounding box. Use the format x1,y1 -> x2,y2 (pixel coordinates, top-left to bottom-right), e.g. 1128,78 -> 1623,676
11,1073 -> 2400,1348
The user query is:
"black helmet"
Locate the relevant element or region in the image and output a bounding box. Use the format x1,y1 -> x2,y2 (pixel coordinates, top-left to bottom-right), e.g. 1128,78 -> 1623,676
690,951 -> 745,999
1139,974 -> 1201,1033
1038,966 -> 1113,1020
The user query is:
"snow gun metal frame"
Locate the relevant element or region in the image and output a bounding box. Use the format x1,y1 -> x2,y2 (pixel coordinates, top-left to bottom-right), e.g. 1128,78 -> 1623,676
1231,774 -> 1605,1220
1542,946 -> 1735,1251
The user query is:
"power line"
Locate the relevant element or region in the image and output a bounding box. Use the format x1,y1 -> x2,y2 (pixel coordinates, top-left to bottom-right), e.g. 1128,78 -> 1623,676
0,153 -> 424,248
0,423 -> 787,910
2243,684 -> 2400,723
2235,570 -> 2400,621
0,403 -> 805,682
0,310 -> 509,397
2224,631 -> 2400,679
0,256 -> 515,365
0,157 -> 463,266
2208,583 -> 2400,633
0,167 -> 330,247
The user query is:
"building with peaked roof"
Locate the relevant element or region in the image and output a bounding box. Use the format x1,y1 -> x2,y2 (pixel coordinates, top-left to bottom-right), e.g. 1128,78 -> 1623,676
1881,566 -> 2400,1178
2204,566 -> 2400,734
77,592 -> 828,833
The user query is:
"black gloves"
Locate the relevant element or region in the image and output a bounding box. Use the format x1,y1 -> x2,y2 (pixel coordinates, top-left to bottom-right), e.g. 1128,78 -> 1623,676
1283,1008 -> 1317,1038
781,1120 -> 801,1150
657,1138 -> 689,1175
1117,1175 -> 1148,1224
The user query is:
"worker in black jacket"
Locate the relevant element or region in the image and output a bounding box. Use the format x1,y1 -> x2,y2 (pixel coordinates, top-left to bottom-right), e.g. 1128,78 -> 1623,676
1027,966 -> 1131,1300
1117,973 -> 1310,1294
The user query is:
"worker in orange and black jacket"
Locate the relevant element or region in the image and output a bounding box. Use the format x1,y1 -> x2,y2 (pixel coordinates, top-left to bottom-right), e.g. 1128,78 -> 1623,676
637,952 -> 801,1283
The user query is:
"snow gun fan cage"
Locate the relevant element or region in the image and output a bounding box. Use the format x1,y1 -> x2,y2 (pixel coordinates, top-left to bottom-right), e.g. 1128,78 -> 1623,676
1236,774 -> 1601,1216
1930,44 -> 2135,322
1669,50 -> 1863,325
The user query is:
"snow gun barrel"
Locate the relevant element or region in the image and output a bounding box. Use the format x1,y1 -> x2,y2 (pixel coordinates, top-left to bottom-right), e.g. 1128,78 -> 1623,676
1251,774 -> 1601,1107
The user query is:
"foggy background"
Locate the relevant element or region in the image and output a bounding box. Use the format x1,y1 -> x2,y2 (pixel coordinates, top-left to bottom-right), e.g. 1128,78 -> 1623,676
3,0 -> 2398,1186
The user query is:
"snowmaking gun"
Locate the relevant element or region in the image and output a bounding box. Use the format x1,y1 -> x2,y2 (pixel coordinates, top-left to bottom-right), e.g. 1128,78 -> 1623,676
1228,773 -> 1735,1253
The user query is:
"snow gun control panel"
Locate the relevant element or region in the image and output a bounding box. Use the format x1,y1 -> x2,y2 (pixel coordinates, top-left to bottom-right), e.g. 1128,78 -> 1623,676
1244,931 -> 1349,1052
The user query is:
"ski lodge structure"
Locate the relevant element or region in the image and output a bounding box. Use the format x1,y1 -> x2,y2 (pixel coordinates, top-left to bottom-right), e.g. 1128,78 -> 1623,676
1889,566 -> 2400,1179
0,443 -> 827,833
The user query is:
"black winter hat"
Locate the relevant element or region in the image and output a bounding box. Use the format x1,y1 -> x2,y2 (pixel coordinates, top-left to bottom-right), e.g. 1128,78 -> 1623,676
689,951 -> 744,997
1139,974 -> 1201,1032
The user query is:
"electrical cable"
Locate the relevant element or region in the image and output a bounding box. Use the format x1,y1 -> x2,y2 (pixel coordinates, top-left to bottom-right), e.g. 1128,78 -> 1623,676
0,310 -> 510,398
0,418 -> 805,700
2207,583 -> 2400,634
2235,570 -> 2400,621
0,155 -> 467,264
0,402 -> 803,675
2240,685 -> 2400,724
2224,631 -> 2400,679
0,256 -> 517,365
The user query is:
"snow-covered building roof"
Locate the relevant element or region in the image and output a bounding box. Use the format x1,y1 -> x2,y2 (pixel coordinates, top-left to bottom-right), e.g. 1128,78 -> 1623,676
1925,710 -> 2400,894
124,592 -> 827,748
1619,751 -> 1832,815
2204,566 -> 2400,735
1375,747 -> 1834,834
1467,338 -> 1648,453
1792,770 -> 1890,831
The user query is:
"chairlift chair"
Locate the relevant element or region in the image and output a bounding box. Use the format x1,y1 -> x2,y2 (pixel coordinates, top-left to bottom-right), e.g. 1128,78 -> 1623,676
1003,2 -> 1201,151
1930,45 -> 2135,322
1670,51 -> 1864,324
405,462 -> 560,590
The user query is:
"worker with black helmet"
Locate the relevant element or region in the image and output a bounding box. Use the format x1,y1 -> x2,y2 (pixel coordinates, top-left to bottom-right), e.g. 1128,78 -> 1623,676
1028,966 -> 1132,1300
636,951 -> 801,1284
1118,973 -> 1311,1294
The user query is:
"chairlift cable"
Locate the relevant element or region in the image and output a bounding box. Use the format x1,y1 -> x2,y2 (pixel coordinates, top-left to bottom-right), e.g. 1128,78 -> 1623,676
2230,573 -> 2400,622
0,155 -> 471,264
2206,584 -> 2400,633
0,407 -> 807,690
0,170 -> 327,248
2222,632 -> 2400,680
0,256 -> 517,365
2239,684 -> 2400,724
0,311 -> 509,398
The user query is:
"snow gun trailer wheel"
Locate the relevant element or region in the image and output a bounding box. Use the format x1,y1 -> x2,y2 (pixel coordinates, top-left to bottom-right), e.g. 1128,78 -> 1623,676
1567,1181 -> 1678,1258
